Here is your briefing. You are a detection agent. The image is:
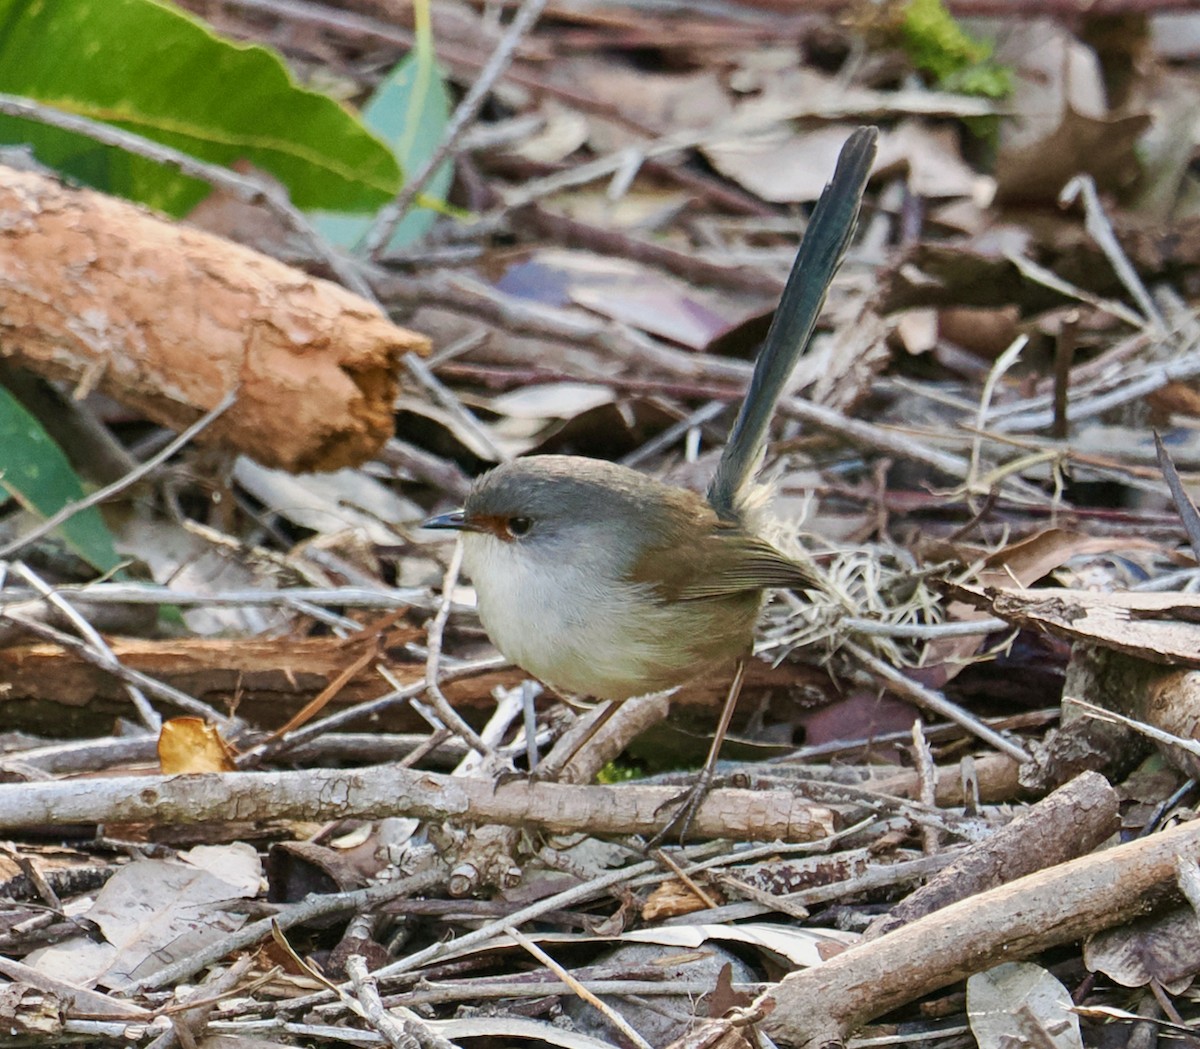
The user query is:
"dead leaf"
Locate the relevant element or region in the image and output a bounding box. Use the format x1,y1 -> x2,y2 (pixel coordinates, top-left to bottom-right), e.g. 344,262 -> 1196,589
232,459 -> 421,544
994,15 -> 1148,200
955,584 -> 1200,668
158,718 -> 236,774
1084,906 -> 1200,992
704,122 -> 980,205
510,102 -> 589,164
642,878 -> 724,921
967,962 -> 1083,1048
497,250 -> 744,350
27,844 -> 261,991
621,922 -> 858,968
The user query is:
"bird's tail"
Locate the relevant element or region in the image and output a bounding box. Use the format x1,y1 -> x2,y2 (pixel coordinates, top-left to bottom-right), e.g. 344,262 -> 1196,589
707,126 -> 878,519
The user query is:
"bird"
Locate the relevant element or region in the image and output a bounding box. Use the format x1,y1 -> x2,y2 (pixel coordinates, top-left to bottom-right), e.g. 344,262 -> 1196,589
425,127 -> 878,838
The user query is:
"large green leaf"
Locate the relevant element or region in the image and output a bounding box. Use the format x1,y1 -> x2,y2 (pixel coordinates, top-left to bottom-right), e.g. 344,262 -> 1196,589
0,386 -> 121,573
312,42 -> 454,249
0,0 -> 400,215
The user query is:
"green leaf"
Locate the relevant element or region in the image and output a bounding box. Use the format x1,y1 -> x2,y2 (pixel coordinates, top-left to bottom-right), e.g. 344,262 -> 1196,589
0,386 -> 121,573
312,44 -> 454,250
0,0 -> 401,215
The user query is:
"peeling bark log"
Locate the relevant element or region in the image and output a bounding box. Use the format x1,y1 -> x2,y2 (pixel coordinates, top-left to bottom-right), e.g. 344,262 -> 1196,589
0,166 -> 428,472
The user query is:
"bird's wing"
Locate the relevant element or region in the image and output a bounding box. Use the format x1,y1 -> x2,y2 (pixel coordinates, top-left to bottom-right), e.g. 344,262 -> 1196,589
637,532 -> 818,601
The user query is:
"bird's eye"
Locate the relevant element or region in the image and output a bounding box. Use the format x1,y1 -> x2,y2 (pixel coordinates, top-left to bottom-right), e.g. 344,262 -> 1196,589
506,516 -> 532,538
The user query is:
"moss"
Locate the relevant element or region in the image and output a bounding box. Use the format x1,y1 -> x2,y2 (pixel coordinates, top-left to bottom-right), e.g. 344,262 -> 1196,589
902,0 -> 1012,99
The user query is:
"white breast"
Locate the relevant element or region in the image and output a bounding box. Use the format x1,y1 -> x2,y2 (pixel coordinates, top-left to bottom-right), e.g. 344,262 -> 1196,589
459,531 -> 682,700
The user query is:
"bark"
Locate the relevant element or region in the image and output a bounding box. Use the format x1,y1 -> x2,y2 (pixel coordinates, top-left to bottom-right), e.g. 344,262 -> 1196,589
0,764 -> 838,844
0,166 -> 428,472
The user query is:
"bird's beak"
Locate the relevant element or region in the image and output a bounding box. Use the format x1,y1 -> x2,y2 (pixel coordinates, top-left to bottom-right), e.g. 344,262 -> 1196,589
423,509 -> 478,532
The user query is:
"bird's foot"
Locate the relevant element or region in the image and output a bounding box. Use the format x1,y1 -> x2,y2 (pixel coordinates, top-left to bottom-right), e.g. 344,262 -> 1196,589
645,769 -> 716,848
493,766 -> 534,788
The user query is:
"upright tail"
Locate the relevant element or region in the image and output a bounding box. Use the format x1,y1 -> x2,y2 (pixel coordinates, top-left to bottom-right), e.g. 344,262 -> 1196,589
707,126 -> 878,520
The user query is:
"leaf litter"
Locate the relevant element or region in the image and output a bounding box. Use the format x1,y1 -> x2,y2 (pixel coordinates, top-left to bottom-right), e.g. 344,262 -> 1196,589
4,2 -> 1200,1047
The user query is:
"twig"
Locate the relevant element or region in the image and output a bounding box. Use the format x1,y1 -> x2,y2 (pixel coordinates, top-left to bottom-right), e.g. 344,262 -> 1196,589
388,270 -> 755,387
505,925 -> 654,1049
966,336 -> 1028,503
652,848 -> 720,909
363,0 -> 549,256
264,640 -> 381,741
779,397 -> 1046,505
403,353 -> 506,462
911,721 -> 940,854
133,867 -> 446,991
236,654 -> 506,767
0,390 -> 238,561
621,401 -> 728,468
1052,310 -> 1079,439
369,849 -> 716,983
146,956 -> 256,1049
8,561 -> 160,731
346,954 -> 460,1049
0,610 -> 237,731
696,818 -> 1200,1048
0,582 -> 440,611
378,976 -> 764,1009
845,640 -> 1030,762
866,771 -> 1119,939
425,542 -> 493,758
1060,174 -> 1166,333
988,335 -> 1200,433
518,203 -> 786,296
1003,250 -> 1147,331
0,765 -> 839,842
1066,695 -> 1200,763
469,86 -> 993,226
1154,432 -> 1200,562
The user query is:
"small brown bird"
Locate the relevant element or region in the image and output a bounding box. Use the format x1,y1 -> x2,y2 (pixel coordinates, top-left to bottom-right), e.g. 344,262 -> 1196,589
427,128 -> 877,836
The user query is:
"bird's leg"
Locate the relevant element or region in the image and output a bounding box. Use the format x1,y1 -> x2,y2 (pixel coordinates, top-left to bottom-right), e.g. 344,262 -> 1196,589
647,659 -> 746,847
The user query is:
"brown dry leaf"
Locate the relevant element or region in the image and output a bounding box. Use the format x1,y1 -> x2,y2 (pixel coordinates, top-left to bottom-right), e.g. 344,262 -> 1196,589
955,585 -> 1200,668
642,878 -> 724,921
993,19 -> 1150,201
923,530 -> 1167,684
702,961 -> 757,1017
980,530 -> 1167,586
996,107 -> 1149,202
1084,906 -> 1200,993
157,717 -> 236,774
509,101 -> 590,165
704,122 -> 978,205
938,305 -> 1022,360
704,123 -> 860,204
880,235 -> 1034,313
497,250 -> 747,350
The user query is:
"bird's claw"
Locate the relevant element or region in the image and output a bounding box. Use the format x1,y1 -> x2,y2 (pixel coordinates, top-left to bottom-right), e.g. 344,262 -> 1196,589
492,762 -> 552,788
645,774 -> 714,848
